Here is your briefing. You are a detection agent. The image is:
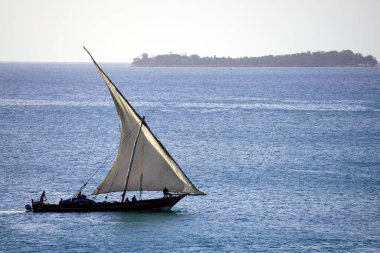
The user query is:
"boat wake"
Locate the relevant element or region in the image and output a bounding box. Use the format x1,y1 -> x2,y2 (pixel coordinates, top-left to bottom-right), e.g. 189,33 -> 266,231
0,210 -> 25,214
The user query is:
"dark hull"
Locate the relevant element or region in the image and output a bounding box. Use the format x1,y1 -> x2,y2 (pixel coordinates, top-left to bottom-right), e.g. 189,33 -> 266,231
29,195 -> 185,213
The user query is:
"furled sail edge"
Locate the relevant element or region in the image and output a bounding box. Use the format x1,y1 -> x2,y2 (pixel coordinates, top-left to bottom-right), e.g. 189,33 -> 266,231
83,47 -> 205,196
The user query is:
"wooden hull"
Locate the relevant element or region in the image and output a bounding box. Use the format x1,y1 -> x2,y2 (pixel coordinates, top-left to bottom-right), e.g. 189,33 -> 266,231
29,195 -> 185,213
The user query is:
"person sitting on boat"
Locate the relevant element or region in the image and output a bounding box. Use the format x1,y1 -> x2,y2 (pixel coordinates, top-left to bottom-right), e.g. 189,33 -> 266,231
163,187 -> 170,198
40,191 -> 47,203
132,195 -> 137,202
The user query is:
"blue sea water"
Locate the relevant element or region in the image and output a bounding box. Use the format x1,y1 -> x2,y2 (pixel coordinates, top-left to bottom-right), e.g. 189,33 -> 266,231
0,63 -> 379,252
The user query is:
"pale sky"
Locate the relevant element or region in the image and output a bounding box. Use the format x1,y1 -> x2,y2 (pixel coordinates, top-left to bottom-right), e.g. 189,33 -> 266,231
0,0 -> 379,62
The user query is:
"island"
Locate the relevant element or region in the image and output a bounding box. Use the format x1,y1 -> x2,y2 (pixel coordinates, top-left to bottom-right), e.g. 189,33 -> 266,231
132,50 -> 377,67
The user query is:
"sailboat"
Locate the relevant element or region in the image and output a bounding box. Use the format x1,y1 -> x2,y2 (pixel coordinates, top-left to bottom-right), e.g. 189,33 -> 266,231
26,48 -> 204,212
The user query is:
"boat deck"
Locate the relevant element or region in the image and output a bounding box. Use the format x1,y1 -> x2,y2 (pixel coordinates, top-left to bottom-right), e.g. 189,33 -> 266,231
28,195 -> 185,212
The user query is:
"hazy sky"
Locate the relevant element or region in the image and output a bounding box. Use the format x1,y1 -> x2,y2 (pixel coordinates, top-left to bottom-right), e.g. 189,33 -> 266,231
1,0 -> 379,62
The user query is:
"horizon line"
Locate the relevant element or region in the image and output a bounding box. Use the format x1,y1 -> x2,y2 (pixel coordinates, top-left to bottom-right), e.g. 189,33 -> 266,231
0,61 -> 132,64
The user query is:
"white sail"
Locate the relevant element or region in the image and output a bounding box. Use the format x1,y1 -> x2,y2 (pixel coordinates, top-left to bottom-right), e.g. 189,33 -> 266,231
85,48 -> 204,195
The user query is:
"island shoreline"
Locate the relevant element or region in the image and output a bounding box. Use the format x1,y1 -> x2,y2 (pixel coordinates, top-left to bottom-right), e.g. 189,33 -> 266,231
132,50 -> 377,68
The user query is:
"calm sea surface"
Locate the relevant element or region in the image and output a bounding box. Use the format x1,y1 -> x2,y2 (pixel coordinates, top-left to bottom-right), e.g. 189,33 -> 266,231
0,64 -> 379,252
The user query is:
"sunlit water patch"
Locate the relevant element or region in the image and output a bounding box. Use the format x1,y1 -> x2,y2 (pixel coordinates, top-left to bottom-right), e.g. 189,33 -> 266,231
0,98 -> 111,107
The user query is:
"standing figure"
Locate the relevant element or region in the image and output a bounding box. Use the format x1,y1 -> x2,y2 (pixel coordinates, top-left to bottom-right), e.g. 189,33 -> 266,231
40,191 -> 47,203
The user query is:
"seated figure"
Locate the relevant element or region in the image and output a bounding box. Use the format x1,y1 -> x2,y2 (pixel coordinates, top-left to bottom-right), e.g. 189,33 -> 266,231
163,187 -> 170,197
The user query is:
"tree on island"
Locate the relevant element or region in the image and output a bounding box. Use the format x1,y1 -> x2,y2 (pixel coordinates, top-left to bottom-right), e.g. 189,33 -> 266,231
132,50 -> 377,67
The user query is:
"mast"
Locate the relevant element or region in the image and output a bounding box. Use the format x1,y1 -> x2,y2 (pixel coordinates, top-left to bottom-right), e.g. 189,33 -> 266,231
121,117 -> 145,202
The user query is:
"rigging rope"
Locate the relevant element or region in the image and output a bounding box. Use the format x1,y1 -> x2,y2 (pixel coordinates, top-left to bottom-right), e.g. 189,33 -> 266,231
73,142 -> 119,197
75,84 -> 109,196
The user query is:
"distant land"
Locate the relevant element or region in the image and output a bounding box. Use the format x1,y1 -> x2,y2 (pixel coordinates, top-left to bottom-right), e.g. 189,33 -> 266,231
132,50 -> 377,67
